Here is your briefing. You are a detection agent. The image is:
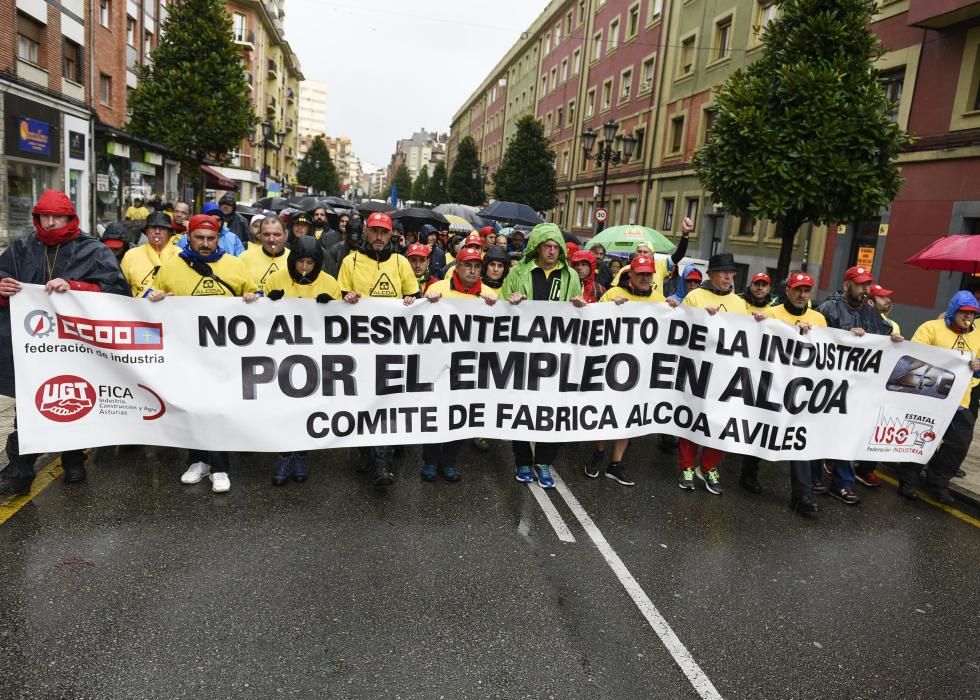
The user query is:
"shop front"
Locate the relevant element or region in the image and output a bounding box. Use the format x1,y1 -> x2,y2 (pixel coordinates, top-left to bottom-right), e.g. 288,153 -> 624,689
94,124 -> 178,226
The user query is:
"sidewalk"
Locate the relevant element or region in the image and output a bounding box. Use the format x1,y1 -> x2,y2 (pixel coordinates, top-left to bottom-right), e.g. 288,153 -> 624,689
0,395 -> 13,468
951,426 -> 980,508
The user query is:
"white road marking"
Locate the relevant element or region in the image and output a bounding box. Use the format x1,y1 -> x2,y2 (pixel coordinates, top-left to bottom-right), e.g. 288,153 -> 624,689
526,482 -> 577,543
552,470 -> 723,700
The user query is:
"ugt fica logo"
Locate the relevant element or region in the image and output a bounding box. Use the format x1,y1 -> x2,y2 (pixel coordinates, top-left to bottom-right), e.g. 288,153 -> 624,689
35,375 -> 96,422
24,310 -> 55,338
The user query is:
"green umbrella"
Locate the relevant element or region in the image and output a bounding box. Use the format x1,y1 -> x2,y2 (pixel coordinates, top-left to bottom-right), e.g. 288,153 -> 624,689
585,225 -> 676,254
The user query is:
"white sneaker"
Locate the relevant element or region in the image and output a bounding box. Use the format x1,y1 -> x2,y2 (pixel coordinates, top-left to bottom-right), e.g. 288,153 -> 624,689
210,472 -> 231,493
181,462 -> 210,484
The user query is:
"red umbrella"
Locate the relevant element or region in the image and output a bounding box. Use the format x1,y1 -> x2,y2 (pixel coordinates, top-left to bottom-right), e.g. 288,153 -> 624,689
905,235 -> 980,273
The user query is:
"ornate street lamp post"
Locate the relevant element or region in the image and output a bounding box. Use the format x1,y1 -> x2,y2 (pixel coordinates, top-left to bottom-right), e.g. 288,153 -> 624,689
581,120 -> 637,233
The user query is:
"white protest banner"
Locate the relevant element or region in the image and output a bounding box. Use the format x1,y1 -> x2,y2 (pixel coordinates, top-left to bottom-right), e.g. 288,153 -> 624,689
10,284 -> 972,462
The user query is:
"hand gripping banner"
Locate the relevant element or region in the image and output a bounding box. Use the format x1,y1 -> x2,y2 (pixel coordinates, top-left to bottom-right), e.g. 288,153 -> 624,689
11,285 -> 973,462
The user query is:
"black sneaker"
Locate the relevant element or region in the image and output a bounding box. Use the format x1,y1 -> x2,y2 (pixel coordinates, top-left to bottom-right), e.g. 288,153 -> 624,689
63,463 -> 87,484
696,466 -> 723,495
932,485 -> 955,506
373,466 -> 394,490
585,450 -> 604,478
0,477 -> 32,497
898,481 -> 918,500
604,462 -> 635,486
829,487 -> 860,505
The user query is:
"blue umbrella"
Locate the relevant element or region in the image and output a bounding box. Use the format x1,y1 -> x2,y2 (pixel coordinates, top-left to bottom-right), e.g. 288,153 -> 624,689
477,201 -> 543,226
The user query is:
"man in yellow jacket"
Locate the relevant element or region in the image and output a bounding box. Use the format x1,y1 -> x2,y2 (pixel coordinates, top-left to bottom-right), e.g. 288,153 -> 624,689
147,214 -> 258,494
241,215 -> 288,288
900,290 -> 980,504
121,211 -> 177,297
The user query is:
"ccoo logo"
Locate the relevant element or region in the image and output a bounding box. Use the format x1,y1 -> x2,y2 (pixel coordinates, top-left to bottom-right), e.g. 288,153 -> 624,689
24,310 -> 55,338
35,375 -> 96,422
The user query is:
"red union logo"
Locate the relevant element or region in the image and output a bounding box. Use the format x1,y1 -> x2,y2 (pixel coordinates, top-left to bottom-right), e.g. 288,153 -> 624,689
35,375 -> 96,422
57,314 -> 163,350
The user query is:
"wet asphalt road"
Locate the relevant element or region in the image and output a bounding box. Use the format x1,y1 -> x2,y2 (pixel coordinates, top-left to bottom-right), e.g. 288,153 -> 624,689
0,436 -> 978,699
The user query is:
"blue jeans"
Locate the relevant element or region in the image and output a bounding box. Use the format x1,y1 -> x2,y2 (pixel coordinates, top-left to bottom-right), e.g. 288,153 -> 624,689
831,460 -> 855,491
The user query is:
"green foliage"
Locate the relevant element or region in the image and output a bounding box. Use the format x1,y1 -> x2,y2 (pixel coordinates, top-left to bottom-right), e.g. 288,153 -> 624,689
692,0 -> 909,279
447,137 -> 484,206
412,168 -> 430,203
392,163 -> 414,205
426,162 -> 449,205
127,0 -> 254,173
492,116 -> 557,212
296,136 -> 340,195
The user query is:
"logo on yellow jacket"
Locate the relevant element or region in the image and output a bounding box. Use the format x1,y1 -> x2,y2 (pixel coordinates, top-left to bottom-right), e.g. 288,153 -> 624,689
192,277 -> 227,296
369,273 -> 397,298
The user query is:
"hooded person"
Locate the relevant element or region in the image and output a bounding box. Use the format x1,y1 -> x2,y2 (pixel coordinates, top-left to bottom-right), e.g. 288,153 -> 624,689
570,249 -> 606,303
217,192 -> 251,245
322,213 -> 363,278
420,224 -> 447,279
667,264 -> 703,304
101,221 -> 133,261
0,190 -> 131,496
286,210 -> 315,248
176,202 -> 245,256
481,246 -> 509,291
895,291 -> 980,504
120,211 -> 177,297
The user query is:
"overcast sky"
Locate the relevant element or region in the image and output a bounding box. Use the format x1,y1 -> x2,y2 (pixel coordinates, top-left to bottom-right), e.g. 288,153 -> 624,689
284,0 -> 548,170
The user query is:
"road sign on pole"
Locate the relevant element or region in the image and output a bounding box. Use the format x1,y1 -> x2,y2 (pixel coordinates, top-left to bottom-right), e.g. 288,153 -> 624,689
594,208 -> 608,223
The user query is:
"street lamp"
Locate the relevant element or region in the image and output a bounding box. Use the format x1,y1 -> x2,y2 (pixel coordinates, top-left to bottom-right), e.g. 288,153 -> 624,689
581,119 -> 638,233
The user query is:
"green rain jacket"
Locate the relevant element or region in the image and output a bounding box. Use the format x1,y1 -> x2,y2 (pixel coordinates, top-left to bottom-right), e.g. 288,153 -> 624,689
500,223 -> 582,301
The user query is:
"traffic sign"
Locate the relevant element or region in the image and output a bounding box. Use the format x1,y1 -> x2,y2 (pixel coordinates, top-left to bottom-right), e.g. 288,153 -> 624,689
594,208 -> 608,223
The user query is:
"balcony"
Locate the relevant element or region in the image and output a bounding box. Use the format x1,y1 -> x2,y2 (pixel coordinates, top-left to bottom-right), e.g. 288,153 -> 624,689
234,29 -> 255,51
267,59 -> 278,79
286,87 -> 294,103
908,0 -> 980,27
16,59 -> 48,88
286,119 -> 294,131
267,96 -> 277,115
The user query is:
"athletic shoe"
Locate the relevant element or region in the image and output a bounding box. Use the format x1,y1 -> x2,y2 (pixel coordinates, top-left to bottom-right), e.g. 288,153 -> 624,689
272,456 -> 292,486
585,450 -> 604,478
696,466 -> 723,495
420,464 -> 437,481
373,466 -> 394,490
898,481 -> 918,500
181,462 -> 210,484
677,468 -> 695,491
210,472 -> 231,493
605,462 -> 635,486
829,487 -> 859,505
515,465 -> 535,483
63,463 -> 87,484
932,485 -> 955,506
855,471 -> 882,488
440,465 -> 461,483
535,464 -> 555,489
811,480 -> 829,495
0,477 -> 32,497
292,455 -> 308,483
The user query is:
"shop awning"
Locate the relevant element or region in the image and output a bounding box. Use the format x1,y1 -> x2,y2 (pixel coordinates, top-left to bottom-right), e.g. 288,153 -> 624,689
201,164 -> 238,191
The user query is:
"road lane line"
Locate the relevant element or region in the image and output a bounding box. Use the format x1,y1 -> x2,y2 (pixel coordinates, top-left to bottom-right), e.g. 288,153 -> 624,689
0,457 -> 62,526
527,482 -> 577,543
552,470 -> 723,700
876,471 -> 980,529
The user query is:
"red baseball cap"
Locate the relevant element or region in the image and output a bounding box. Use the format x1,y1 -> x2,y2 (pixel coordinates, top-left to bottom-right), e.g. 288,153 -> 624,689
844,265 -> 874,284
406,243 -> 431,259
786,272 -> 815,289
869,283 -> 894,298
102,238 -> 126,249
463,232 -> 483,248
684,268 -> 703,281
630,255 -> 656,274
479,226 -> 495,237
751,272 -> 772,285
366,212 -> 393,231
187,214 -> 221,233
456,247 -> 483,264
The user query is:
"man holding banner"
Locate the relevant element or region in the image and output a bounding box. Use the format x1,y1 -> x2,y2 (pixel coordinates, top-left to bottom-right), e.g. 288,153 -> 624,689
147,213 -> 258,494
502,223 -> 584,489
0,190 -> 130,496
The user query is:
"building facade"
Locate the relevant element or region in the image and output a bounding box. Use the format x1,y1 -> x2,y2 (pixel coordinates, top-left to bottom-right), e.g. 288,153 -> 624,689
387,129 -> 447,186
297,77 -> 327,154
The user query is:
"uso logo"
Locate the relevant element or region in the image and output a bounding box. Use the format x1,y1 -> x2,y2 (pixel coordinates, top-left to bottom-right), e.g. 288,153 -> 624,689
35,375 -> 96,422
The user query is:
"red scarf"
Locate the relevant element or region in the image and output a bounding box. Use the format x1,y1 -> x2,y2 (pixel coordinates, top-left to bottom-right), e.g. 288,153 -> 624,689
451,269 -> 482,296
32,190 -> 81,245
35,220 -> 81,246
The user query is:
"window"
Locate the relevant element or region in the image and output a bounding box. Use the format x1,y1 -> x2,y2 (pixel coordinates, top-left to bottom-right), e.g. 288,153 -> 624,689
620,68 -> 633,101
879,68 -> 904,122
63,38 -> 82,82
734,216 -> 757,238
649,0 -> 664,22
568,99 -> 576,127
556,107 -> 564,130
627,198 -> 639,225
679,35 -> 696,76
627,3 -> 640,39
550,67 -> 558,91
633,127 -> 645,159
545,31 -> 551,54
579,0 -> 586,24
545,112 -> 553,135
641,55 -> 656,91
572,48 -> 582,75
561,58 -> 569,83
601,79 -> 613,111
233,12 -> 247,41
566,11 -> 573,34
685,197 -> 699,225
100,73 -> 112,106
16,13 -> 42,65
562,150 -> 570,176
555,22 -> 561,44
608,18 -> 620,52
586,88 -> 596,117
611,199 -> 622,226
703,109 -> 717,141
575,201 -> 585,227
592,31 -> 603,61
754,1 -> 778,39
662,199 -> 675,230
99,0 -> 110,27
541,74 -> 548,94
669,115 -> 685,154
714,16 -> 733,61
127,17 -> 136,46
144,30 -> 153,59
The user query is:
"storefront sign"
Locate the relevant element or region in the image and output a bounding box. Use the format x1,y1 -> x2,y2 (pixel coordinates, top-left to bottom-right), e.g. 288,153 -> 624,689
69,131 -> 86,160
131,161 -> 156,176
857,246 -> 876,268
106,141 -> 130,158
96,173 -> 110,192
4,95 -> 60,164
143,152 -> 163,166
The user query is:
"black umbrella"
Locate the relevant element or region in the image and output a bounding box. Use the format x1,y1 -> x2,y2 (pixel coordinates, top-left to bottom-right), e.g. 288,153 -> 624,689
254,196 -> 288,212
287,195 -> 320,211
357,201 -> 393,216
323,196 -> 355,210
477,201 -> 543,226
390,208 -> 449,229
236,204 -> 262,217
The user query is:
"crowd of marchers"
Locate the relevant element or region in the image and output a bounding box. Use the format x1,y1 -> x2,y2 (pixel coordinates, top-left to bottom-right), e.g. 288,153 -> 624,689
0,190 -> 977,517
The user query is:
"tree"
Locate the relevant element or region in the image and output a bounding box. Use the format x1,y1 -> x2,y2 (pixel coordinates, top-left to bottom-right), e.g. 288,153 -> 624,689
296,136 -> 340,195
412,167 -> 430,204
426,162 -> 449,205
392,163 -> 413,205
693,0 -> 909,282
127,0 -> 254,185
492,116 -> 557,212
447,136 -> 484,206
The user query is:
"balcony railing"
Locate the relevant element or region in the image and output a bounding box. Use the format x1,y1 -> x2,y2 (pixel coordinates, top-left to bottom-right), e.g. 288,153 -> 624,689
267,59 -> 278,78
234,29 -> 255,51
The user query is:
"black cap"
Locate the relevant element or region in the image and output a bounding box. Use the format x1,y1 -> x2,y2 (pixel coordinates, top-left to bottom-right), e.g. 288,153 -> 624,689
708,252 -> 738,272
218,192 -> 236,206
143,211 -> 175,231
